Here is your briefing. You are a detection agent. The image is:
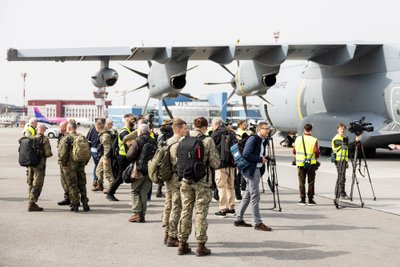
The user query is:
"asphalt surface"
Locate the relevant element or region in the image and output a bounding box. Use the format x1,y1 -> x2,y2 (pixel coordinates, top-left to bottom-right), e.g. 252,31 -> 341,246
1,127 -> 400,267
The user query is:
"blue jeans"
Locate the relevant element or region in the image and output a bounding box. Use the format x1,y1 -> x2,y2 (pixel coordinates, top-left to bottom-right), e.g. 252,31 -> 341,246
91,151 -> 99,182
236,168 -> 262,225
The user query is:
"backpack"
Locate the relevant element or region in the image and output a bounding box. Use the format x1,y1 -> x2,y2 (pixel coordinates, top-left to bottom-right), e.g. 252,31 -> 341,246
148,141 -> 176,184
18,137 -> 42,167
108,130 -> 119,159
219,131 -> 236,168
230,135 -> 252,171
176,135 -> 206,182
136,138 -> 158,175
72,134 -> 91,164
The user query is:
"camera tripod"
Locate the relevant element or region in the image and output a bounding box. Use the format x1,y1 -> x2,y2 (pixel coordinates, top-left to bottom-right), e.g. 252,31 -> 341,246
349,140 -> 377,207
265,135 -> 282,211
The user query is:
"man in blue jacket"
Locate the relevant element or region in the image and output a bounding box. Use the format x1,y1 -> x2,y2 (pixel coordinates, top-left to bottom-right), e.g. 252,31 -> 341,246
234,122 -> 272,231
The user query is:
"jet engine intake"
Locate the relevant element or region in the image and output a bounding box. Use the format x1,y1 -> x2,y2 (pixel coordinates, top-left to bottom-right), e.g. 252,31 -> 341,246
170,74 -> 186,89
91,68 -> 119,88
261,74 -> 277,87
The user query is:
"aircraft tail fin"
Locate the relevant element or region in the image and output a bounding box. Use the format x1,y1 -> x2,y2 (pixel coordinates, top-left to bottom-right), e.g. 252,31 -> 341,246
33,107 -> 46,119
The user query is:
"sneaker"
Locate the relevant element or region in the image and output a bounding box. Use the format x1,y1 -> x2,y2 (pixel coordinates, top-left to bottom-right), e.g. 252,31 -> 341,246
307,199 -> 317,206
340,195 -> 351,200
234,220 -> 252,227
214,210 -> 226,218
298,199 -> 306,205
224,209 -> 236,216
254,223 -> 272,231
106,194 -> 119,202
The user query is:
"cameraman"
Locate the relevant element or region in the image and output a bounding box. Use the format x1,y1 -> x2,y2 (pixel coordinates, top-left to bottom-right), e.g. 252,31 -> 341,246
332,123 -> 361,200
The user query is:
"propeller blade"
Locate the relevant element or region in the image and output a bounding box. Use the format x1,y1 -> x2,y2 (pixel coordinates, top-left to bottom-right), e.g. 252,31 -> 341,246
186,65 -> 198,72
142,96 -> 150,115
162,99 -> 174,119
222,89 -> 237,107
147,61 -> 152,68
126,83 -> 149,94
120,64 -> 148,79
263,104 -> 275,128
219,64 -> 235,77
204,81 -> 232,85
179,93 -> 199,100
258,95 -> 274,106
242,96 -> 249,118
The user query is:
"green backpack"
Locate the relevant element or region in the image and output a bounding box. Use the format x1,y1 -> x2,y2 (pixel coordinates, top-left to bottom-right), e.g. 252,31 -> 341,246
148,141 -> 176,185
72,134 -> 91,165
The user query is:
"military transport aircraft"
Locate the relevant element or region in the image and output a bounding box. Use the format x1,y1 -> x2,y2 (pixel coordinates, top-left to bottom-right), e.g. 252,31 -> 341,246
6,43 -> 400,154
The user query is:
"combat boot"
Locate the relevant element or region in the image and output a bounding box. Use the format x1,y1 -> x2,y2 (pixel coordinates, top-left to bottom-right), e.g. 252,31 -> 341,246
178,241 -> 191,255
70,203 -> 79,212
82,202 -> 90,212
167,237 -> 179,247
91,183 -> 104,192
195,243 -> 211,257
57,198 -> 70,206
164,231 -> 169,245
28,202 -> 43,212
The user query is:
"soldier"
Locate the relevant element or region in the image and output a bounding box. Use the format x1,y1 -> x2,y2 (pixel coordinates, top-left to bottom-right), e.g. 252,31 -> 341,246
162,118 -> 187,246
57,121 -> 70,205
60,121 -> 90,212
93,120 -> 114,192
27,123 -> 53,211
177,117 -> 220,257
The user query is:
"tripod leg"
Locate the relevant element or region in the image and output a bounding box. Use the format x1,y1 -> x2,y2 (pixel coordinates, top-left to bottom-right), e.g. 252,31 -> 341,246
349,145 -> 358,201
360,146 -> 377,201
273,166 -> 282,211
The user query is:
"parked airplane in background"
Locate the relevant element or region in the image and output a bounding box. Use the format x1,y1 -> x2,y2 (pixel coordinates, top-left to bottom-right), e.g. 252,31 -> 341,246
33,107 -> 94,127
7,43 -> 400,154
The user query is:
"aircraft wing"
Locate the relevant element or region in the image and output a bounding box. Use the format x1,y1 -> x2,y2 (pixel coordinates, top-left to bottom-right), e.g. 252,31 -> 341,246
7,43 -> 382,66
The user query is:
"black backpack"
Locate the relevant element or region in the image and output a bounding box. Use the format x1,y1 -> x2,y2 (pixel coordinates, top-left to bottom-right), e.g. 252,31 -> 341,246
176,135 -> 206,182
219,131 -> 237,168
18,137 -> 43,167
136,138 -> 158,175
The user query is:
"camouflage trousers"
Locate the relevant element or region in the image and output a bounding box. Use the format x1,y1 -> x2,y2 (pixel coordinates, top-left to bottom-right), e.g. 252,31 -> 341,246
59,165 -> 69,200
162,178 -> 182,238
63,163 -> 88,205
27,160 -> 46,203
178,181 -> 212,243
96,156 -> 114,186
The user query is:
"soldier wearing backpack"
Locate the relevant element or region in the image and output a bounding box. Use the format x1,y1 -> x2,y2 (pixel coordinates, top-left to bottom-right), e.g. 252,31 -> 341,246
59,121 -> 91,212
56,121 -> 70,206
26,124 -> 53,211
177,117 -> 220,257
210,118 -> 238,218
159,118 -> 187,247
93,120 -> 114,192
127,124 -> 157,223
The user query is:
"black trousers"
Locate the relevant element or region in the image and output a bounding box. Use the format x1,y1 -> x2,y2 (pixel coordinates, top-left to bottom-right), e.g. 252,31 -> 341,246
298,165 -> 317,200
108,155 -> 129,195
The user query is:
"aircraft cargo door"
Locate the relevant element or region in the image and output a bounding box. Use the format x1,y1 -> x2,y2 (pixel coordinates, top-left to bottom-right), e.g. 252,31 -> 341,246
391,87 -> 400,123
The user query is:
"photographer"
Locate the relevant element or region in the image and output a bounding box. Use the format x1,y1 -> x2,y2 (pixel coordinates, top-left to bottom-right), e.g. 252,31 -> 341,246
293,124 -> 320,206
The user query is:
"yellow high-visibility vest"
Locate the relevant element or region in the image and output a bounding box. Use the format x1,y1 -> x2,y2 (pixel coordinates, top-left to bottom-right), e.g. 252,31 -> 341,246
331,134 -> 349,162
118,127 -> 131,156
294,135 -> 318,167
23,125 -> 36,137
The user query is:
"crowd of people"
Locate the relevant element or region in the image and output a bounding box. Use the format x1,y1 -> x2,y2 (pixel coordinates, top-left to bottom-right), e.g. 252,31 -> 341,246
20,114 -> 354,256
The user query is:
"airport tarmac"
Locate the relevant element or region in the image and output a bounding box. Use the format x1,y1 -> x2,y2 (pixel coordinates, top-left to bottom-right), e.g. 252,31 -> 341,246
1,127 -> 400,266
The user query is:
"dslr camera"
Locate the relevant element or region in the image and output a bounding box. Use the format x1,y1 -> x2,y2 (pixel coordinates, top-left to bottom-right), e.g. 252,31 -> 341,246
349,116 -> 374,136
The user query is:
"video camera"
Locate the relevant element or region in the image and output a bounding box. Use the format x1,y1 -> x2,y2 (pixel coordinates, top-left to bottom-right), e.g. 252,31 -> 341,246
249,123 -> 257,134
349,117 -> 374,136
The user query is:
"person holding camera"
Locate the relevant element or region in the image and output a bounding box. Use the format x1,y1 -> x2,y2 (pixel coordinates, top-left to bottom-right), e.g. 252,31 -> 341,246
293,123 -> 320,206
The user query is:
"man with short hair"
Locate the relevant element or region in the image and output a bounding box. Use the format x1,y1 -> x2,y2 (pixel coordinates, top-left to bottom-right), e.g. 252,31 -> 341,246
86,122 -> 100,190
23,117 -> 38,137
162,118 -> 187,247
236,120 -> 249,140
128,124 -> 154,223
57,121 -> 70,206
177,117 -> 221,256
27,123 -> 53,211
94,120 -> 113,192
211,118 -> 238,218
106,114 -> 135,201
293,123 -> 320,205
234,122 -> 272,231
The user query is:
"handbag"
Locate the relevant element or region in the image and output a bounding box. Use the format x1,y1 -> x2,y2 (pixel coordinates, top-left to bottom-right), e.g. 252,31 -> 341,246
122,163 -> 133,183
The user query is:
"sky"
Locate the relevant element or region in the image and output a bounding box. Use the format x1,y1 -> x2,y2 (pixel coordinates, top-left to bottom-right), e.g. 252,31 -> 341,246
1,0 -> 399,108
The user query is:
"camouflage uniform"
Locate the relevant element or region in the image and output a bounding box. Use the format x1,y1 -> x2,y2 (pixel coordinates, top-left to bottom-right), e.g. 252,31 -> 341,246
178,129 -> 221,243
96,130 -> 114,186
161,135 -> 181,238
57,133 -> 69,200
59,132 -> 89,206
27,133 -> 53,203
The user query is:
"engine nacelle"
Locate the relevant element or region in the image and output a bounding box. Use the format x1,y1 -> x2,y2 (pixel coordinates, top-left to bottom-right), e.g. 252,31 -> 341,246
91,68 -> 118,88
169,75 -> 186,89
261,74 -> 277,87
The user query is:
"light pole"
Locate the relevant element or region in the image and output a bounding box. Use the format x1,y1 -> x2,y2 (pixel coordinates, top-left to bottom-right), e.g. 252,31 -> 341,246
273,31 -> 280,43
21,73 -> 27,116
115,90 -> 129,106
5,96 -> 8,113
